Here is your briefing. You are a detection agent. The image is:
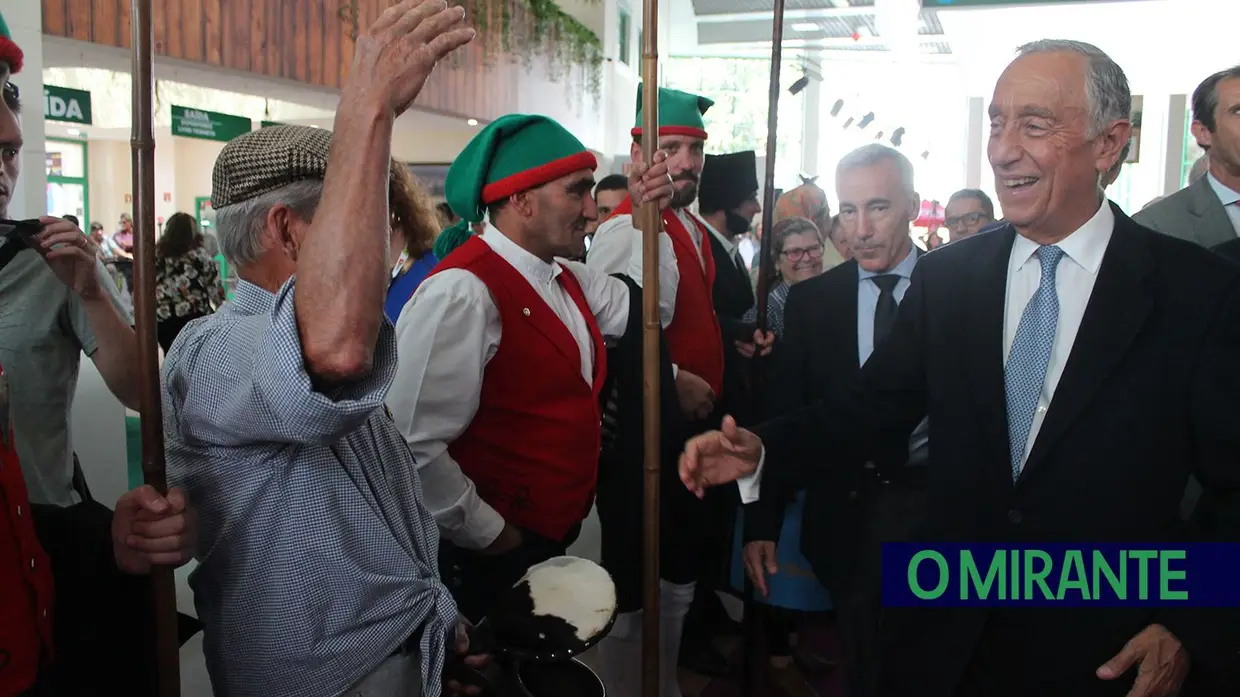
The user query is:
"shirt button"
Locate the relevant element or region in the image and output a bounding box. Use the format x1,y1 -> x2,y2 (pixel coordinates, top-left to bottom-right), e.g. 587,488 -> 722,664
1036,406 -> 1047,414
1008,509 -> 1023,524
30,557 -> 36,570
15,504 -> 20,517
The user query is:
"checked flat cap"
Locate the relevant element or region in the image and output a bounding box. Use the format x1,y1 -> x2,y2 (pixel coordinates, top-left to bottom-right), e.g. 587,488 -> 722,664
211,124 -> 333,209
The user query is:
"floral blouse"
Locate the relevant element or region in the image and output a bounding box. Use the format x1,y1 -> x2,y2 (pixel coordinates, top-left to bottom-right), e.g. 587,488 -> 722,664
155,247 -> 225,322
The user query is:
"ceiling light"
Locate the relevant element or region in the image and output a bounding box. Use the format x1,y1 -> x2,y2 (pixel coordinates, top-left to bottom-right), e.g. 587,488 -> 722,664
467,118 -> 479,126
66,128 -> 81,136
874,131 -> 884,140
858,112 -> 875,129
789,76 -> 810,95
791,23 -> 817,31
891,127 -> 905,147
830,99 -> 844,117
842,117 -> 855,129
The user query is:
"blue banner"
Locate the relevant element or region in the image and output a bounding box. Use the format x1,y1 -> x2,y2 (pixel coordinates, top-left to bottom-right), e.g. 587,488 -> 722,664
881,543 -> 1240,607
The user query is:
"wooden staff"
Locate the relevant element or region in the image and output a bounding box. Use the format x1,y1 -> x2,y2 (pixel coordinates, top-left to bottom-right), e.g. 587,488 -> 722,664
742,2 -> 787,694
752,0 -> 788,327
130,0 -> 182,694
638,0 -> 662,694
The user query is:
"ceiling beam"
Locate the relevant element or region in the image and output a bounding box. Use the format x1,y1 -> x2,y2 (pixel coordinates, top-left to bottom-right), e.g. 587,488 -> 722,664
695,5 -> 877,23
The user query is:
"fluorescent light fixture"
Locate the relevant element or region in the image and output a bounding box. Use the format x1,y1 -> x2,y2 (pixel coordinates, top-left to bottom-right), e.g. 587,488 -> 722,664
467,118 -> 479,126
791,22 -> 817,31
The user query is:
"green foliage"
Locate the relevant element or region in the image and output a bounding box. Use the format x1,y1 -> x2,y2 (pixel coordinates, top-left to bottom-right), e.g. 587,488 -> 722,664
463,0 -> 604,106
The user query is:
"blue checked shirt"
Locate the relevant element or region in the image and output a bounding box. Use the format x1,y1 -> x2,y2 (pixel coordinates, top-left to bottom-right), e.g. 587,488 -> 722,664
162,278 -> 457,697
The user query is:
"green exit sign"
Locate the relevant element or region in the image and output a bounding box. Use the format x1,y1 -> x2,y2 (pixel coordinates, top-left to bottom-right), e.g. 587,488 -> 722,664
922,0 -> 1132,7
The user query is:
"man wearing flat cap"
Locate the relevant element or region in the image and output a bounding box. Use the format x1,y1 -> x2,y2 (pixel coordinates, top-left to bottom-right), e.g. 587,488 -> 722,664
388,113 -> 674,624
161,4 -> 485,696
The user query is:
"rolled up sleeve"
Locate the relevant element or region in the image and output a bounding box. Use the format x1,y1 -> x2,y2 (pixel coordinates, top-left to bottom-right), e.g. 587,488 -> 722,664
164,278 -> 395,447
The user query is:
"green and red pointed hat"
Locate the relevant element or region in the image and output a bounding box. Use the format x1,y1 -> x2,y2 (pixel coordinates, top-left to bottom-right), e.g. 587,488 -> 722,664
445,113 -> 598,225
0,12 -> 22,75
631,84 -> 713,139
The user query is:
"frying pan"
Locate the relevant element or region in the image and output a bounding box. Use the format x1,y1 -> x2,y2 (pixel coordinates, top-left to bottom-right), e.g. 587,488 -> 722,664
447,556 -> 617,695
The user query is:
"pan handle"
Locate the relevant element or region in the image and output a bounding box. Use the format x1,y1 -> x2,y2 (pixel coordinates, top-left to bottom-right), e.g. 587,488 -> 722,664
444,619 -> 505,695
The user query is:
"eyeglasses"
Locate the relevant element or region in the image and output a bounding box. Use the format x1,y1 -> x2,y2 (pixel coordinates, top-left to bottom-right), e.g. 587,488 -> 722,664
945,211 -> 989,229
780,245 -> 824,262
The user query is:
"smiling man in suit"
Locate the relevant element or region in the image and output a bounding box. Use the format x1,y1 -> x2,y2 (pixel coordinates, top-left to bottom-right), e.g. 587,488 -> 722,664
679,40 -> 1240,697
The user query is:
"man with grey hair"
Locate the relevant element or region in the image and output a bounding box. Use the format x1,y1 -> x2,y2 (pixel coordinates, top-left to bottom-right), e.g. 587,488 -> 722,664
679,39 -> 1240,697
742,142 -> 929,697
1136,65 -> 1240,247
161,3 -> 485,696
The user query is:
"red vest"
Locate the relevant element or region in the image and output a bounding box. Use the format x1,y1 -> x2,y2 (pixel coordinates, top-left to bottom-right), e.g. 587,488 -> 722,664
0,363 -> 54,695
611,197 -> 725,396
431,236 -> 607,541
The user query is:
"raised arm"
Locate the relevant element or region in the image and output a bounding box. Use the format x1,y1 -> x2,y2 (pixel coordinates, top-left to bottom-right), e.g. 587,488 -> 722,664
294,0 -> 474,384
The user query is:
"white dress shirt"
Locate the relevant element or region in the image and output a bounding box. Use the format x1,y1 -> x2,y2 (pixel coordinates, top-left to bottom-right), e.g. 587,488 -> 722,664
1206,172 -> 1240,237
388,224 -> 673,549
736,200 -> 1116,501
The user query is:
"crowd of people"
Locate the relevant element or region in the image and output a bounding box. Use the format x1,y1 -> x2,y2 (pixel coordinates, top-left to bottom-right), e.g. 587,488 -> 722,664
2,1 -> 1240,696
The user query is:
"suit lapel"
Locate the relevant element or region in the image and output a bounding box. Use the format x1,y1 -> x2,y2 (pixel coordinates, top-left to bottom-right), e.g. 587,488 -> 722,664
1188,177 -> 1237,248
1020,211 -> 1155,480
967,226 -> 1017,483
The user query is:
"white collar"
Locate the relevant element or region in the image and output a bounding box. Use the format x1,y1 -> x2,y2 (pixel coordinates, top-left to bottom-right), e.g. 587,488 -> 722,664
699,216 -> 735,254
1207,172 -> 1240,207
481,222 -> 561,286
1010,199 -> 1114,276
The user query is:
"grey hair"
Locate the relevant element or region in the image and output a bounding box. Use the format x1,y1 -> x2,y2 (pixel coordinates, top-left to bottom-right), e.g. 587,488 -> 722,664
214,179 -> 324,266
770,216 -> 823,259
1016,39 -> 1131,139
836,144 -> 915,195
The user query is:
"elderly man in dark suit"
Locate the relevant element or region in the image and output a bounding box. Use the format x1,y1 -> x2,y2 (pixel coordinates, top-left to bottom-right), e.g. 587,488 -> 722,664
679,39 -> 1240,697
1135,65 -> 1240,247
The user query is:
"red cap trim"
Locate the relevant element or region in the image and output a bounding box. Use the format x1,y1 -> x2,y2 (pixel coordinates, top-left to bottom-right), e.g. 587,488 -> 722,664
480,151 -> 599,205
630,125 -> 708,139
0,36 -> 24,75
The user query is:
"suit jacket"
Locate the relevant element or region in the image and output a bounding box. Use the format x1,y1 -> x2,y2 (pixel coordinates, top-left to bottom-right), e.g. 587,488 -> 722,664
755,206 -> 1240,697
1134,175 -> 1235,248
1214,237 -> 1240,264
742,259 -> 917,596
707,229 -> 758,426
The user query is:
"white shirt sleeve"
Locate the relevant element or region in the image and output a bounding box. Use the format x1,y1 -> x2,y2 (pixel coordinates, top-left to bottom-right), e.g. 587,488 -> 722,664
588,214 -> 679,328
735,446 -> 765,504
388,269 -> 507,549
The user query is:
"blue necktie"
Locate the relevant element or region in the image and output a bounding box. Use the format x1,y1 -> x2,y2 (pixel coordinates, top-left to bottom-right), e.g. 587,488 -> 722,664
1004,245 -> 1065,479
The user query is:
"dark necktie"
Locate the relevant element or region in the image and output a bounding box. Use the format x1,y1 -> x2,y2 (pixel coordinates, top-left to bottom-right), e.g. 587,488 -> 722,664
871,274 -> 901,346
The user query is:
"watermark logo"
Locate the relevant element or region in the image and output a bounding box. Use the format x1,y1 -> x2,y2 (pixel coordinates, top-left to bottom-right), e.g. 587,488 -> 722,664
881,544 -> 1240,607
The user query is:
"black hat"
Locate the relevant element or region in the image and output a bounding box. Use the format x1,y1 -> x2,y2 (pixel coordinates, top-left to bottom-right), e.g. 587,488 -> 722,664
699,151 -> 759,212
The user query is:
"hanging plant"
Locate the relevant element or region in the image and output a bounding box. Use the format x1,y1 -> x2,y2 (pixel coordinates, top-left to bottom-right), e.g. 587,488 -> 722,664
463,0 -> 603,107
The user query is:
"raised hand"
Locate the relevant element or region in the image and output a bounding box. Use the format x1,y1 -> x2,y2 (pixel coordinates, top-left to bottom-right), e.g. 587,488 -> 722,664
679,415 -> 762,498
347,0 -> 476,117
1096,624 -> 1188,697
32,217 -> 104,299
628,149 -> 675,210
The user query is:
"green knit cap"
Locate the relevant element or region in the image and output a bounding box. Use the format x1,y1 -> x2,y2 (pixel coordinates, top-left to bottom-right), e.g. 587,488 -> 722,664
445,114 -> 597,225
632,85 -> 713,139
433,220 -> 474,260
0,12 -> 24,74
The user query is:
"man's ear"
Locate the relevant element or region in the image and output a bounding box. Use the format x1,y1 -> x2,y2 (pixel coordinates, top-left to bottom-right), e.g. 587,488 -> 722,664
269,205 -> 299,261
1096,120 -> 1133,173
908,191 -> 922,223
1190,121 -> 1213,151
510,191 -> 535,219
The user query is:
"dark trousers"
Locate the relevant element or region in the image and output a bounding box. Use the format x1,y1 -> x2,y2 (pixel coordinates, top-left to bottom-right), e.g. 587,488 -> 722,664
837,484 -> 926,697
439,524 -> 580,624
157,313 -> 207,352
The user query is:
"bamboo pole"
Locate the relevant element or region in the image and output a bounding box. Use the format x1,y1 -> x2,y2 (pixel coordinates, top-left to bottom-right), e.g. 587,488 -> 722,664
130,1 -> 181,694
638,0 -> 662,694
752,0 -> 788,326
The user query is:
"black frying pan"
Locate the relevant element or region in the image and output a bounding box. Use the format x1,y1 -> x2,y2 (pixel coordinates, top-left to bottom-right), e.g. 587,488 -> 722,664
447,556 -> 617,694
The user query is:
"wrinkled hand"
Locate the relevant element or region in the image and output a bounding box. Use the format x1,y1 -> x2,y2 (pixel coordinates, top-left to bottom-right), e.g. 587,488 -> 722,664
33,217 -> 103,299
112,486 -> 196,575
675,369 -> 715,421
628,150 -> 675,210
680,415 -> 762,498
347,0 -> 476,117
446,617 -> 490,696
743,541 -> 777,598
736,329 -> 775,358
1096,624 -> 1188,697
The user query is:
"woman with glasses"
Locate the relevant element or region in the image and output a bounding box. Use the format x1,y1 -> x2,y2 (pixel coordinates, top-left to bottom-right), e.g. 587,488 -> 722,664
733,215 -> 833,697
